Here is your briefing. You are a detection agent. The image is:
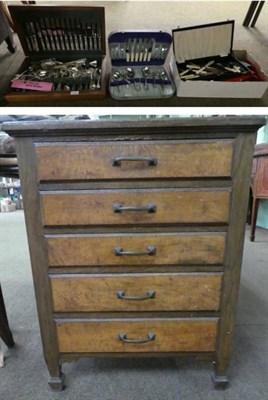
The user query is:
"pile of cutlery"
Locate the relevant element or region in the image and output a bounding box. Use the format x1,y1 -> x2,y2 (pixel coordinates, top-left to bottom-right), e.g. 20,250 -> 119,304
110,38 -> 169,62
12,58 -> 102,92
24,17 -> 102,52
178,58 -> 250,81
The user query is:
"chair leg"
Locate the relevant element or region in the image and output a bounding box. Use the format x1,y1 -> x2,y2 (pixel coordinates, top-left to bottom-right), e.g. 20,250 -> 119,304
247,188 -> 253,224
0,286 -> 15,348
250,197 -> 259,242
243,1 -> 259,26
251,1 -> 265,26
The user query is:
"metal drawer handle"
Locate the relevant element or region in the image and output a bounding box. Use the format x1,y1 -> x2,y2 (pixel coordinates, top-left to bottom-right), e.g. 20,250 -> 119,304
119,332 -> 156,344
116,290 -> 155,300
113,202 -> 156,213
112,156 -> 157,166
114,246 -> 156,256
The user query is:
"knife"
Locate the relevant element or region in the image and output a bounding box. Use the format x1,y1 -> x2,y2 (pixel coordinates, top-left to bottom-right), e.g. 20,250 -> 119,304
61,18 -> 70,51
45,17 -> 56,50
51,18 -> 60,50
40,18 -> 51,50
93,23 -> 98,51
135,38 -> 141,62
35,21 -> 46,51
71,18 -> 79,50
86,23 -> 93,51
81,21 -> 88,50
66,18 -> 74,50
131,38 -> 136,62
24,22 -> 33,51
55,18 -> 65,50
77,20 -> 84,51
139,39 -> 145,62
126,38 -> 131,62
148,39 -> 154,62
29,21 -> 39,51
50,18 -> 60,50
97,23 -> 102,51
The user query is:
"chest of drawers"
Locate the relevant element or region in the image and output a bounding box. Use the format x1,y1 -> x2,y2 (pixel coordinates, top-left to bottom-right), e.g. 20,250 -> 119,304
3,117 -> 264,391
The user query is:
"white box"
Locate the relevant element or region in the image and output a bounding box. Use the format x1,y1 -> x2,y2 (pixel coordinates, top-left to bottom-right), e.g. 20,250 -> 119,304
171,21 -> 268,98
0,199 -> 16,212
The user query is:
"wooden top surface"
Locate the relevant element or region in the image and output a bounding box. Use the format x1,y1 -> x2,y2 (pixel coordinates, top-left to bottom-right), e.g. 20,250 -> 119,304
2,116 -> 266,136
254,143 -> 268,157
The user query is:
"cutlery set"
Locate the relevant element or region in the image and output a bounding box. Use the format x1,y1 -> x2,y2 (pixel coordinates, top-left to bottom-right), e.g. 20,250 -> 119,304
109,38 -> 169,62
8,6 -> 262,102
24,18 -> 102,52
108,31 -> 174,99
110,66 -> 174,99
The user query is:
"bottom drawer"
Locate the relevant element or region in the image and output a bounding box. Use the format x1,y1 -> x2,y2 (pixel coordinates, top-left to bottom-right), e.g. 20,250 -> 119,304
56,318 -> 218,353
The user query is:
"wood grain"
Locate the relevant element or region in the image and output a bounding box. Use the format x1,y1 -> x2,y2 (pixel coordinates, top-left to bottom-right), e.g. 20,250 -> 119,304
51,273 -> 222,312
4,117 -> 261,389
36,140 -> 234,181
214,131 -> 257,378
41,189 -> 230,226
47,233 -> 226,266
56,318 -> 218,353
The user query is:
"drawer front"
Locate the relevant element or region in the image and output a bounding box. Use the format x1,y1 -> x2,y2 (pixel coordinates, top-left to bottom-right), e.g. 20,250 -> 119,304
41,189 -> 230,226
56,318 -> 218,353
36,140 -> 234,181
51,273 -> 222,312
47,233 -> 226,267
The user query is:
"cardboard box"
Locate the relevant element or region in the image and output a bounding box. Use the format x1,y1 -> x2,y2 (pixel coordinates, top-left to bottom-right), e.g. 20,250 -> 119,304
171,21 -> 268,98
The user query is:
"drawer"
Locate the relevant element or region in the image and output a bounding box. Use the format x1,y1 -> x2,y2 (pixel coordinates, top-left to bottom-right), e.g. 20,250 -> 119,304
41,188 -> 230,226
56,318 -> 218,353
36,140 -> 234,181
51,273 -> 222,312
47,232 -> 226,267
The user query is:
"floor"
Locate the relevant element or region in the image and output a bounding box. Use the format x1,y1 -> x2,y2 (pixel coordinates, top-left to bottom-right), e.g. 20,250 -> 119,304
0,210 -> 267,400
0,1 -> 267,107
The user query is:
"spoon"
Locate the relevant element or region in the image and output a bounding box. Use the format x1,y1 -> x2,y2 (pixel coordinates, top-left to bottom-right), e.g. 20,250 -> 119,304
126,67 -> 140,91
160,70 -> 168,89
113,72 -> 121,92
126,67 -> 135,78
142,66 -> 150,90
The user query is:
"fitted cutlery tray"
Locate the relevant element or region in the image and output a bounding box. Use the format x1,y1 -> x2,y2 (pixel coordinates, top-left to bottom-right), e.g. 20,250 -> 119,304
5,5 -> 106,103
108,31 -> 175,100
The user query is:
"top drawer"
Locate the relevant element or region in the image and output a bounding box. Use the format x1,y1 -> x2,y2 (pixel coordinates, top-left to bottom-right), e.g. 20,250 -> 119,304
35,140 -> 234,181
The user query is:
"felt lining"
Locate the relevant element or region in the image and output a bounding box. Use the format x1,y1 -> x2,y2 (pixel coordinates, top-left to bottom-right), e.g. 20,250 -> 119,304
173,21 -> 234,63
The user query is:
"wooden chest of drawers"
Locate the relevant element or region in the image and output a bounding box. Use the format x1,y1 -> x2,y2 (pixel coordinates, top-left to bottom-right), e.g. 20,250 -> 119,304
3,117 -> 264,391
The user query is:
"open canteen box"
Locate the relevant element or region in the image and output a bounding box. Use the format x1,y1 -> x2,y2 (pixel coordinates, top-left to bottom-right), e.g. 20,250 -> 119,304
108,30 -> 175,100
170,20 -> 268,98
4,5 -> 107,104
